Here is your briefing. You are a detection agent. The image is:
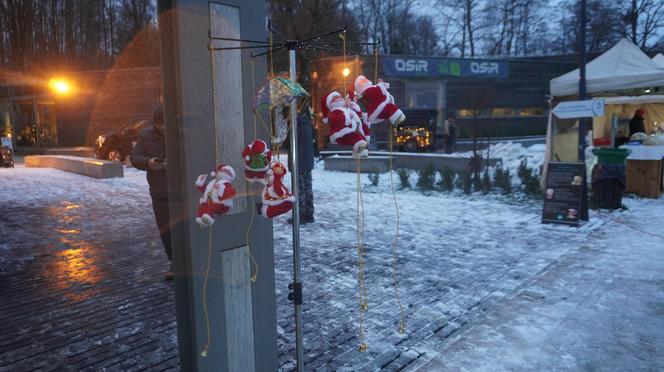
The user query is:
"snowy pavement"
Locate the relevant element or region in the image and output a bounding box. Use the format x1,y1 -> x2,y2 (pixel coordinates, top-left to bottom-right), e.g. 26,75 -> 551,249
409,198 -> 664,371
1,156 -> 663,371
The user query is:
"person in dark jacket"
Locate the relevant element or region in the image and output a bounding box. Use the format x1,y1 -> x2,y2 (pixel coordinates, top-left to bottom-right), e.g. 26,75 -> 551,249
629,108 -> 646,138
131,103 -> 173,280
288,105 -> 316,224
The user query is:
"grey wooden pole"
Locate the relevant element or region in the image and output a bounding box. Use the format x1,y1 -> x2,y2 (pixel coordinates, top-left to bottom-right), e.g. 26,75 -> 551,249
288,46 -> 305,372
579,0 -> 590,221
578,0 -> 587,161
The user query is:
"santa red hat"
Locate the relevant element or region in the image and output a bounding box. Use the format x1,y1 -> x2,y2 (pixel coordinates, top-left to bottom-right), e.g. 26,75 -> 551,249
211,164 -> 235,180
320,91 -> 343,124
244,139 -> 267,161
354,75 -> 372,95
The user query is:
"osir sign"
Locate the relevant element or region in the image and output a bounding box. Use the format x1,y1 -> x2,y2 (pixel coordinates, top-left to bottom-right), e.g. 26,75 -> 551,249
383,56 -> 509,78
395,59 -> 428,73
470,62 -> 500,74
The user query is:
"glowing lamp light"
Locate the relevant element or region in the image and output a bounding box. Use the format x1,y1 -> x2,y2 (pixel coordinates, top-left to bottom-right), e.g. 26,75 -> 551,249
342,67 -> 350,77
49,78 -> 71,95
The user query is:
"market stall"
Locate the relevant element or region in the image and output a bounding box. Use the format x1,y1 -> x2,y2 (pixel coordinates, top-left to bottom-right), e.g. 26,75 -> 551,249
654,53 -> 664,68
543,39 -> 664,198
620,143 -> 664,198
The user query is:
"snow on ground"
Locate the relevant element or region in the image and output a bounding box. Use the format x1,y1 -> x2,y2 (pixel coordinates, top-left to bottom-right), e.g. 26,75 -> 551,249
409,196 -> 664,371
1,151 -> 663,370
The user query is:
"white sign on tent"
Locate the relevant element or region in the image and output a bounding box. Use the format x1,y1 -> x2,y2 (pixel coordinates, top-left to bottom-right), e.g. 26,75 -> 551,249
552,98 -> 605,119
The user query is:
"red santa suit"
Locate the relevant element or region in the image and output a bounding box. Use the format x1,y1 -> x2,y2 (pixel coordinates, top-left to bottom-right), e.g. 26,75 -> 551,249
354,75 -> 405,125
194,164 -> 236,227
321,91 -> 368,158
348,89 -> 371,144
261,162 -> 295,218
242,139 -> 272,184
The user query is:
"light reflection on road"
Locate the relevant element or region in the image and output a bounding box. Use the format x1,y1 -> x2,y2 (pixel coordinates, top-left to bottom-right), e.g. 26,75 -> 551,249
48,202 -> 102,302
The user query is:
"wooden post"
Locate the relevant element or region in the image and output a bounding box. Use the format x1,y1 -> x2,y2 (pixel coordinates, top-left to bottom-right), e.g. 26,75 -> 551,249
158,1 -> 277,370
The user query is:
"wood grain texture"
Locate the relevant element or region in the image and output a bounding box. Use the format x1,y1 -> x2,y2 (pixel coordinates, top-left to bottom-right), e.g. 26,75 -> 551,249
626,159 -> 663,198
221,245 -> 256,372
210,3 -> 247,213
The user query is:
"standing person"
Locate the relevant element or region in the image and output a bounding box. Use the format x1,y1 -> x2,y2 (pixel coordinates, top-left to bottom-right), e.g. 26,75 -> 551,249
444,116 -> 457,153
629,108 -> 646,137
131,103 -> 173,280
288,105 -> 315,224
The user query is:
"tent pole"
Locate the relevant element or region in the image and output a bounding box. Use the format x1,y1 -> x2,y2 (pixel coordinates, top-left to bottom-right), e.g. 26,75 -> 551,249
578,0 -> 589,221
578,0 -> 587,161
288,45 -> 305,372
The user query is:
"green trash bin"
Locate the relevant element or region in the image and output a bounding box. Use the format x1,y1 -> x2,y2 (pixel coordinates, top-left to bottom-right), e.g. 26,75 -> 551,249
591,148 -> 631,165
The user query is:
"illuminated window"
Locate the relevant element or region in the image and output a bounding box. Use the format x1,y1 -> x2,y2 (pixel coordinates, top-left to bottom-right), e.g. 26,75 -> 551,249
456,109 -> 474,118
491,108 -> 513,117
518,108 -> 544,116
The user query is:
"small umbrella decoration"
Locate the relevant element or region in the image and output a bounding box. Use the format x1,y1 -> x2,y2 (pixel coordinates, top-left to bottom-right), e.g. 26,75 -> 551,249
253,77 -> 309,144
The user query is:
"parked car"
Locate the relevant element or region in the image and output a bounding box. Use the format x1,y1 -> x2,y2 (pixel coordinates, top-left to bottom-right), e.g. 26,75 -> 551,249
394,109 -> 438,152
1,146 -> 14,168
94,118 -> 150,162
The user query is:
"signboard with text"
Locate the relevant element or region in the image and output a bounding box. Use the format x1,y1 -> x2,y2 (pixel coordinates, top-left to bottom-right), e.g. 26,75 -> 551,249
542,162 -> 586,226
1,137 -> 12,150
552,99 -> 605,119
383,56 -> 509,78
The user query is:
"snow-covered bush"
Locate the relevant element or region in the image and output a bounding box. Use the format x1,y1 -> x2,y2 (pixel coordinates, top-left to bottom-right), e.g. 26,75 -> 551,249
367,171 -> 380,187
494,165 -> 512,194
397,168 -> 411,189
416,164 -> 436,191
517,159 -> 541,196
481,169 -> 492,194
462,169 -> 473,195
438,168 -> 455,192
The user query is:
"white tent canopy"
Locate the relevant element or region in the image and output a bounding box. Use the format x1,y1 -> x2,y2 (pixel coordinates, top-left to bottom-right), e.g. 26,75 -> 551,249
550,39 -> 664,97
653,53 -> 664,68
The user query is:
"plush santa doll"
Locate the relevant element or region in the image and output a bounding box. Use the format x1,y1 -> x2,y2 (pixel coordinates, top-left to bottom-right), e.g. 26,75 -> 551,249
260,162 -> 295,218
354,75 -> 405,125
194,164 -> 236,227
242,139 -> 272,184
321,90 -> 368,158
348,89 -> 371,144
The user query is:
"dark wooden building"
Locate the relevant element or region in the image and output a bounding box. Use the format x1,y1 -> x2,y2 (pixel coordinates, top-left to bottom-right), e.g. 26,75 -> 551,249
1,67 -> 161,147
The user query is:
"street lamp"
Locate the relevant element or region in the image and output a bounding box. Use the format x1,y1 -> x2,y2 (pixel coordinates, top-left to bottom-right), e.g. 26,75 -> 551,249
48,78 -> 71,95
342,67 -> 350,77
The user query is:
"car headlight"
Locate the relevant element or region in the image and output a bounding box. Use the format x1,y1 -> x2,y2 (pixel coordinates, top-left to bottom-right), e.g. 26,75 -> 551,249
96,136 -> 105,147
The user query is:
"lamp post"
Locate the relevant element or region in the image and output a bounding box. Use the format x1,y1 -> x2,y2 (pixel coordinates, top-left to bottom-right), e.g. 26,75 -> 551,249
49,78 -> 72,96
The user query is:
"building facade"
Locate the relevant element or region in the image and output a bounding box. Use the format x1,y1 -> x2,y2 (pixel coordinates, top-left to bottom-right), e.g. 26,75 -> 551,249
1,66 -> 161,148
309,55 -> 577,148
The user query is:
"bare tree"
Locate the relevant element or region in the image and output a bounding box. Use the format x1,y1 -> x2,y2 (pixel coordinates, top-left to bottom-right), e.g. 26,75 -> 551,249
351,0 -> 433,55
481,0 -> 551,57
619,0 -> 664,51
0,0 -> 157,72
556,0 -> 622,53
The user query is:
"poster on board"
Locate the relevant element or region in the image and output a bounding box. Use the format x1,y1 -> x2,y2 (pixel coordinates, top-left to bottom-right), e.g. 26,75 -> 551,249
542,162 -> 586,226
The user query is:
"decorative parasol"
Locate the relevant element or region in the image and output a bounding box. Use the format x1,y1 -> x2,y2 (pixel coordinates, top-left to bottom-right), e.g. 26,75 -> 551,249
253,76 -> 308,112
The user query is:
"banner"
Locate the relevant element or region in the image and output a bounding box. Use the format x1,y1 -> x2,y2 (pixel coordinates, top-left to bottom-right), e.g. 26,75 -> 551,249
382,56 -> 509,78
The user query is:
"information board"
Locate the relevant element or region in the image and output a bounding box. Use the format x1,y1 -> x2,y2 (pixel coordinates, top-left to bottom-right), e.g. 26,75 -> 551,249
542,162 -> 586,226
1,137 -> 11,149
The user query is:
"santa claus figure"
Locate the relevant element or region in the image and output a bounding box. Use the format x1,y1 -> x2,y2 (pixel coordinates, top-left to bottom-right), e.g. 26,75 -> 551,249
321,90 -> 368,158
260,162 -> 295,218
354,75 -> 405,125
194,164 -> 236,227
242,139 -> 272,184
348,89 -> 372,145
